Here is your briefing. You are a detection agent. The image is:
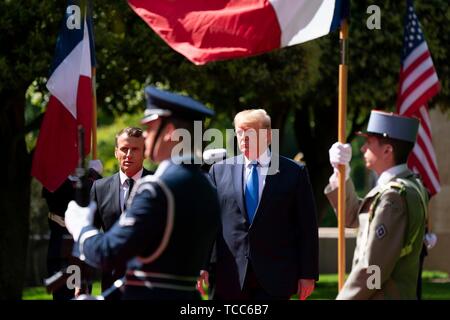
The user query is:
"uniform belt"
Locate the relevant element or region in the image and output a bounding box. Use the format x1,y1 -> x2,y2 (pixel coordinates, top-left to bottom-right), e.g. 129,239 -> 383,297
125,270 -> 198,292
48,212 -> 66,228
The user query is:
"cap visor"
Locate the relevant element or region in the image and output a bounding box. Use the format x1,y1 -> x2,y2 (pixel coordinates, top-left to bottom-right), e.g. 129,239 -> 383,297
355,131 -> 369,138
141,114 -> 161,124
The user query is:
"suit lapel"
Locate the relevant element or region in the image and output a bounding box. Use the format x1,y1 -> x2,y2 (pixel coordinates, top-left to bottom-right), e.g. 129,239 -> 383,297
232,155 -> 246,219
112,173 -> 121,214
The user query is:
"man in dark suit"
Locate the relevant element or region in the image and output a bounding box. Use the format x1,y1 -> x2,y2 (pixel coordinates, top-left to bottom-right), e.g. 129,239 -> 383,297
65,86 -> 219,300
201,109 -> 319,300
90,127 -> 151,294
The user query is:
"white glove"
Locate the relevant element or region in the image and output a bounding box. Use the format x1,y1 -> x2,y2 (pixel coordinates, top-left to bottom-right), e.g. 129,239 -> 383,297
424,233 -> 437,250
329,142 -> 352,168
89,159 -> 103,175
328,142 -> 352,189
65,201 -> 97,241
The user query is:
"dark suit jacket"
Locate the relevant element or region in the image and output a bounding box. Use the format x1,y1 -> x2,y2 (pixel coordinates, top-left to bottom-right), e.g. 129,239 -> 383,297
209,154 -> 319,298
90,167 -> 151,291
91,168 -> 152,231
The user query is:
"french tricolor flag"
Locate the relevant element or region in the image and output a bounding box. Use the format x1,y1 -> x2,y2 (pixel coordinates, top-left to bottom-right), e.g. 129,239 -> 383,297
128,0 -> 348,65
32,1 -> 95,192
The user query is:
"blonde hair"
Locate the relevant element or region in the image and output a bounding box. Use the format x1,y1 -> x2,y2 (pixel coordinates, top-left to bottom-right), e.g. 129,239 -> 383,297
234,109 -> 271,129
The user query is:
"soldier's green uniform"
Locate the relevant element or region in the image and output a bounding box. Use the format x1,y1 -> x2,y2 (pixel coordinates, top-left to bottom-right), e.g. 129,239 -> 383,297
325,110 -> 428,300
325,169 -> 428,299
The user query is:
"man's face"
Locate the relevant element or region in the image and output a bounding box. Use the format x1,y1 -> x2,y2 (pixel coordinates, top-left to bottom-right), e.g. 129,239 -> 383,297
115,133 -> 145,177
235,119 -> 271,160
360,135 -> 390,173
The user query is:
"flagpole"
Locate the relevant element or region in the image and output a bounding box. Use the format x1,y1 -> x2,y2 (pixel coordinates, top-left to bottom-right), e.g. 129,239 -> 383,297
337,18 -> 348,291
91,66 -> 98,159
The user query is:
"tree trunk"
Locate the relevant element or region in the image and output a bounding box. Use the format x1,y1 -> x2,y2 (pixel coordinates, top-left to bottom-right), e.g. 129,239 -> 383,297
0,92 -> 31,299
294,101 -> 338,224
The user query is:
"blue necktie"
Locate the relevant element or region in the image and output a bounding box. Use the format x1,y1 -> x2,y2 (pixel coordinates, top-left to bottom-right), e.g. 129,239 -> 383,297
245,162 -> 259,223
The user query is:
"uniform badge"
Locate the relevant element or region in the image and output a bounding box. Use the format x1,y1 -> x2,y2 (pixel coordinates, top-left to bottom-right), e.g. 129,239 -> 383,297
375,224 -> 387,239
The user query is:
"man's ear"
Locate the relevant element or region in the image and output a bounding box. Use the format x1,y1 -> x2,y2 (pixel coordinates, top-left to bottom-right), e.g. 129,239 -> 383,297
114,147 -> 119,160
383,144 -> 394,164
267,128 -> 272,145
384,144 -> 393,155
163,122 -> 176,142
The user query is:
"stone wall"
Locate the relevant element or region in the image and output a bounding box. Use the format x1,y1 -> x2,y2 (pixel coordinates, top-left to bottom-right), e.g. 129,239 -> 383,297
424,108 -> 450,273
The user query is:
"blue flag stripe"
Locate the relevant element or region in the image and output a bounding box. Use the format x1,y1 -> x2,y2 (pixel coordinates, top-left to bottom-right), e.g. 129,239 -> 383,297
49,0 -> 94,75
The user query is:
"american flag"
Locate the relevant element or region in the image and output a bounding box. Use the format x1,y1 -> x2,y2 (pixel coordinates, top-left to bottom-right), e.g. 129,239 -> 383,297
396,0 -> 441,196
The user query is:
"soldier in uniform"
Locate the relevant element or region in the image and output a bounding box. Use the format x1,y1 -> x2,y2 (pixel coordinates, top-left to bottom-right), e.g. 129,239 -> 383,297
64,86 -> 220,300
325,110 -> 428,299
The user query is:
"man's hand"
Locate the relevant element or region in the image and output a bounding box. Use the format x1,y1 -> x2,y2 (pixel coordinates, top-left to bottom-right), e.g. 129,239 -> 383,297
65,201 -> 97,241
297,279 -> 315,300
329,142 -> 352,168
196,270 -> 209,296
328,142 -> 352,188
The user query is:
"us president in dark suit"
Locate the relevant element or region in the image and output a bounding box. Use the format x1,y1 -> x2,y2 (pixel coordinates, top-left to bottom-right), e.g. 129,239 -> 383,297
91,127 -> 151,294
201,109 -> 319,300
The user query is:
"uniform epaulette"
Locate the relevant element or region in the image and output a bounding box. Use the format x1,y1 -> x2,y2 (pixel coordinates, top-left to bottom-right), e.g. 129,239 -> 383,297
127,175 -> 159,206
369,181 -> 406,221
381,181 -> 406,195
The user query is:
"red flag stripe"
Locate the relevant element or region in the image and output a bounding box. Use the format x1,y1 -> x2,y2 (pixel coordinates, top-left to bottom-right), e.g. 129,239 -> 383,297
416,128 -> 439,177
403,41 -> 428,70
409,152 -> 440,195
31,96 -> 78,191
398,74 -> 440,115
398,66 -> 437,105
400,50 -> 430,87
418,105 -> 432,136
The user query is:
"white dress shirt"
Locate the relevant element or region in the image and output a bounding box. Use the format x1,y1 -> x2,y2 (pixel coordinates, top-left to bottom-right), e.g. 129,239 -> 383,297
119,168 -> 143,212
243,148 -> 271,204
376,163 -> 408,186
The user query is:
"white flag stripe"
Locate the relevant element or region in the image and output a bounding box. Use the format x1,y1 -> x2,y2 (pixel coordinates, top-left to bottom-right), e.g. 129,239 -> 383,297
419,105 -> 432,131
401,57 -> 433,94
403,42 -> 428,70
46,20 -> 92,119
399,73 -> 439,114
412,144 -> 441,193
46,41 -> 84,119
80,19 -> 92,78
417,125 -> 438,168
269,0 -> 336,46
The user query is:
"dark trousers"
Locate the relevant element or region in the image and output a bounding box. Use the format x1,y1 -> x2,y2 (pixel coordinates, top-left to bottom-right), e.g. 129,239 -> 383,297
47,221 -> 75,300
47,220 -> 94,300
101,267 -> 125,300
214,264 -> 289,300
417,244 -> 428,300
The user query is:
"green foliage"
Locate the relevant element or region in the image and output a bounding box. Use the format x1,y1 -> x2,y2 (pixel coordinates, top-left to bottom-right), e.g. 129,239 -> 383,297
22,281 -> 102,300
22,271 -> 450,300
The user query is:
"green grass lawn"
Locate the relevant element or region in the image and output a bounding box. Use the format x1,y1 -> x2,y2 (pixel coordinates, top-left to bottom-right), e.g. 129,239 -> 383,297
304,271 -> 450,300
23,271 -> 450,300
